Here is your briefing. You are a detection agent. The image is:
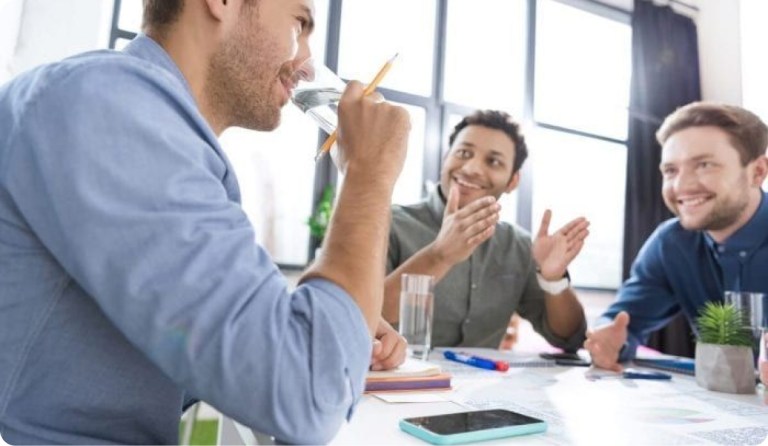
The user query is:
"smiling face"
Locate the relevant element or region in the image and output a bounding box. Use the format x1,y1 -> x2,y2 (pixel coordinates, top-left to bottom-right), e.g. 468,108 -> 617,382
205,0 -> 314,131
439,125 -> 520,208
660,126 -> 759,236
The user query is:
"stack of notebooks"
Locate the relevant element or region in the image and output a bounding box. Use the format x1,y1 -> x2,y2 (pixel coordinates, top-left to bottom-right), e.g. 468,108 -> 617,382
365,358 -> 451,392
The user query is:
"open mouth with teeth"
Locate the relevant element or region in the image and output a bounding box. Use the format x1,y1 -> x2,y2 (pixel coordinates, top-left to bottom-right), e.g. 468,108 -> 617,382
676,195 -> 714,210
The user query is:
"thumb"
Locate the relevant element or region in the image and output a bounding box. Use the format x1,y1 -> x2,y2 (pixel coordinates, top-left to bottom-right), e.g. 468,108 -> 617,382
613,311 -> 630,330
445,184 -> 459,216
537,209 -> 552,238
371,339 -> 383,357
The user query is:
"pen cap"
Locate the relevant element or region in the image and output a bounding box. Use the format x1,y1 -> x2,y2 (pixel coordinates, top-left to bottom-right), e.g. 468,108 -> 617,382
495,361 -> 509,372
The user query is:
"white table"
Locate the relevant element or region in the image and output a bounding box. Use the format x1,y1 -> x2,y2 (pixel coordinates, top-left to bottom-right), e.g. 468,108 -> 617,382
329,348 -> 768,445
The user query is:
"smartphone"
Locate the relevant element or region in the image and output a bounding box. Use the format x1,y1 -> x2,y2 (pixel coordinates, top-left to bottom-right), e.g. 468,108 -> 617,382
399,409 -> 547,445
540,352 -> 591,367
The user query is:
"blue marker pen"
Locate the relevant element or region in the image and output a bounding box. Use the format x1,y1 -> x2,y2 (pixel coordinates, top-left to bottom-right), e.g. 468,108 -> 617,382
443,350 -> 510,371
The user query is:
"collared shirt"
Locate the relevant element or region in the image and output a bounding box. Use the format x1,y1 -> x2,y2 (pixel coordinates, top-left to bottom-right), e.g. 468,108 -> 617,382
602,192 -> 768,360
0,35 -> 370,445
387,187 -> 586,350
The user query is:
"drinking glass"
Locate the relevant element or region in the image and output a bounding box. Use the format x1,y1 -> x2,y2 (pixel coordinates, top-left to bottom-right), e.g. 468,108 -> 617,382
290,59 -> 345,137
398,274 -> 435,361
724,291 -> 767,364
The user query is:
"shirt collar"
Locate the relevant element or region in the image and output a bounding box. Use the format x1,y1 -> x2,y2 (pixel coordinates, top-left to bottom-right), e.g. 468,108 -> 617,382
704,191 -> 768,253
122,34 -> 193,98
425,185 -> 447,224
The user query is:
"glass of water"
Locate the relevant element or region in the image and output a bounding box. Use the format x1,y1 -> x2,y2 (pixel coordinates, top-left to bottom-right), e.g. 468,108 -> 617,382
724,290 -> 767,364
291,59 -> 345,138
399,274 -> 435,361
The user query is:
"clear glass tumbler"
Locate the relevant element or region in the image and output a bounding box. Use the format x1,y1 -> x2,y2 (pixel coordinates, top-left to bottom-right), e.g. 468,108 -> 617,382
291,59 -> 345,137
724,290 -> 767,364
398,274 -> 435,361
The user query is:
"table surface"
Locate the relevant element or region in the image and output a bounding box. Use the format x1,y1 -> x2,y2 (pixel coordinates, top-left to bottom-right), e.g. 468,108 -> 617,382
328,348 -> 768,445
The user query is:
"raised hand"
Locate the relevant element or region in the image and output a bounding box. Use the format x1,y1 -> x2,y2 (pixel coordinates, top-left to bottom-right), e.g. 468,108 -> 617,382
584,311 -> 630,372
430,185 -> 500,266
532,210 -> 590,280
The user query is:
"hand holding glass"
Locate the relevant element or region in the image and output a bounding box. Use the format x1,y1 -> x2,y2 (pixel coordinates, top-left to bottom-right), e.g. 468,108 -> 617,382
290,60 -> 345,161
291,55 -> 397,162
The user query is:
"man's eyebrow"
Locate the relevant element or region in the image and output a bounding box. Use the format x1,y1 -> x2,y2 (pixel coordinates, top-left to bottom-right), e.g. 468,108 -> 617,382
299,5 -> 315,33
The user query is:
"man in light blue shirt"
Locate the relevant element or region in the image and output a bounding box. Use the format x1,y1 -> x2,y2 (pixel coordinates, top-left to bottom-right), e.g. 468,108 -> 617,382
585,102 -> 768,370
0,0 -> 409,443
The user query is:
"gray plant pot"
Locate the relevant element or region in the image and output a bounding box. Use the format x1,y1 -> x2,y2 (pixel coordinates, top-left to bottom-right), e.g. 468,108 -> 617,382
695,342 -> 755,394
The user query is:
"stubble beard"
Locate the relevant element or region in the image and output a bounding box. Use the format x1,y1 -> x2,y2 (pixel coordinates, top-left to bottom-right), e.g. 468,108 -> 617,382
675,178 -> 751,232
205,24 -> 282,131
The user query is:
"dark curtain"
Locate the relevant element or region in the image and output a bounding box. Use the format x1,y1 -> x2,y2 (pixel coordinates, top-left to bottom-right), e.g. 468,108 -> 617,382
623,0 -> 701,358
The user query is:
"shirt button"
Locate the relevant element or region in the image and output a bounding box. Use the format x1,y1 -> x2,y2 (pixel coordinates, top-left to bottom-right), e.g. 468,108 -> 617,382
740,251 -> 747,258
464,319 -> 471,325
471,284 -> 477,289
718,246 -> 725,253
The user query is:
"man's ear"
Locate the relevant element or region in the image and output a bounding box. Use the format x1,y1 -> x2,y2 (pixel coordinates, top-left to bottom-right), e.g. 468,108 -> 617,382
504,171 -> 521,194
750,155 -> 768,187
204,0 -> 228,22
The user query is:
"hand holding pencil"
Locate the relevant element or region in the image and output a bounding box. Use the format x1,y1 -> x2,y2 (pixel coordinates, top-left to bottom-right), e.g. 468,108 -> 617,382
315,54 -> 399,162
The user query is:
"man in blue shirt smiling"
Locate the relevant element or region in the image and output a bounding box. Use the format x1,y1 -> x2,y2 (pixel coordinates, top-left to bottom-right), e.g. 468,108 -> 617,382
585,102 -> 768,371
0,0 -> 409,444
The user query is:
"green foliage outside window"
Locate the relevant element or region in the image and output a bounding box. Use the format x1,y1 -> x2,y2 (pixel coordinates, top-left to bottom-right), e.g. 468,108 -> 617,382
307,185 -> 334,240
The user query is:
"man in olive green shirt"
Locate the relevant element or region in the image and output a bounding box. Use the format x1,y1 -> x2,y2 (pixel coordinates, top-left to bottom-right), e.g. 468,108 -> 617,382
384,110 -> 589,350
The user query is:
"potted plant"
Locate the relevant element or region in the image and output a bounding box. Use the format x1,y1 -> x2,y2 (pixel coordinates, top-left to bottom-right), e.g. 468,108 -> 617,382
695,302 -> 755,394
307,185 -> 334,259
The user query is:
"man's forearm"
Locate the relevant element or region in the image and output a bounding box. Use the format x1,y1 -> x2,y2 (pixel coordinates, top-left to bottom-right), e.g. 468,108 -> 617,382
301,173 -> 395,335
382,243 -> 454,323
544,289 -> 586,338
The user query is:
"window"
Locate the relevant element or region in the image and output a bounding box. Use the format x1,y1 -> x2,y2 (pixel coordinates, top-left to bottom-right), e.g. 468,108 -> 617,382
530,0 -> 631,288
443,0 -> 527,116
110,0 -> 632,287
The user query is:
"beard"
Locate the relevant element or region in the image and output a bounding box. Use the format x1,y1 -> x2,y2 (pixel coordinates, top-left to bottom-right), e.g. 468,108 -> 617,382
204,20 -> 284,131
673,177 -> 751,232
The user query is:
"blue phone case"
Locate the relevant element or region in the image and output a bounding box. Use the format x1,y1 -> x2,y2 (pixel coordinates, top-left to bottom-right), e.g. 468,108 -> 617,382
399,418 -> 547,445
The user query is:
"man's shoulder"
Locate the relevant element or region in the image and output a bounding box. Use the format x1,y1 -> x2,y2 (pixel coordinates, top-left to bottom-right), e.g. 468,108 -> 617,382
10,49 -> 184,108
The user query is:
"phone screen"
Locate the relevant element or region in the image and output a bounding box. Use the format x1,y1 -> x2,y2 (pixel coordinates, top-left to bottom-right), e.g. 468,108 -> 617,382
403,409 -> 544,435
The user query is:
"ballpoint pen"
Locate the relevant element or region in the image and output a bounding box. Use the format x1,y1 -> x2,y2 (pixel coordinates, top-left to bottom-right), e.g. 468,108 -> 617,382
444,350 -> 510,372
314,53 -> 399,162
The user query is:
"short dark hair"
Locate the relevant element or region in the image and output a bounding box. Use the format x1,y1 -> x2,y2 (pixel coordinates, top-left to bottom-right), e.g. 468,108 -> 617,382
142,0 -> 185,33
142,0 -> 258,34
448,110 -> 528,174
656,102 -> 768,166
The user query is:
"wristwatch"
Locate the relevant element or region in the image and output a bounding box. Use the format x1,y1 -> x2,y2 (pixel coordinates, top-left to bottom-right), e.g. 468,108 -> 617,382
536,269 -> 570,295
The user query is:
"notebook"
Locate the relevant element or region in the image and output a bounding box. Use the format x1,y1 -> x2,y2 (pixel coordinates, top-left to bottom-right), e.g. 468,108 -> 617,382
364,373 -> 452,392
366,357 -> 441,379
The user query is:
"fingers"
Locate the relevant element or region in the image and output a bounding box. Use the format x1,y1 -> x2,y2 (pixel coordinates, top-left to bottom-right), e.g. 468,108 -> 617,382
445,184 -> 459,216
537,209 -> 552,238
614,311 -> 630,329
370,319 -> 407,371
584,337 -> 624,372
453,197 -> 500,235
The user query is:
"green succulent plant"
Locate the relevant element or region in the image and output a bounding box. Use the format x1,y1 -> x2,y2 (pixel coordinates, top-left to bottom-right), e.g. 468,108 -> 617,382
307,185 -> 334,240
696,302 -> 753,347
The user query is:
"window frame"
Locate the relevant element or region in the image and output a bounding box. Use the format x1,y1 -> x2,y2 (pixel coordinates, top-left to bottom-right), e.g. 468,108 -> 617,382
109,0 -> 632,287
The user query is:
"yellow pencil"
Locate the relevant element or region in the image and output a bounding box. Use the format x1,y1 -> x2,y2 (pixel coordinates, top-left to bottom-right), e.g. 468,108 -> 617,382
315,53 -> 399,162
